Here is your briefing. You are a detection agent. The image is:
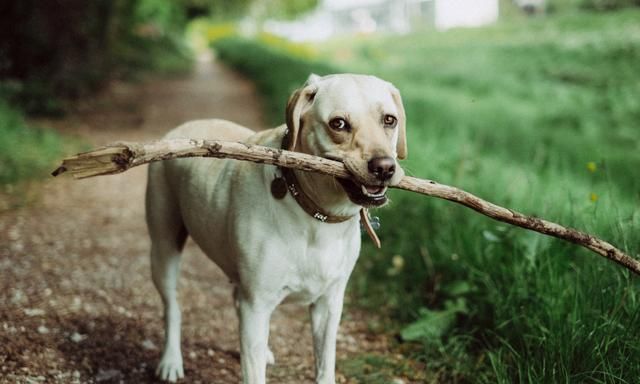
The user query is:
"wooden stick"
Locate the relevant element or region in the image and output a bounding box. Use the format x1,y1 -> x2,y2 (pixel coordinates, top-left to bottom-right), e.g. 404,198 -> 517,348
52,139 -> 640,275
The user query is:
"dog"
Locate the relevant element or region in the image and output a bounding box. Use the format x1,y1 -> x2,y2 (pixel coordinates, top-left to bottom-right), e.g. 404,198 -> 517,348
145,73 -> 407,383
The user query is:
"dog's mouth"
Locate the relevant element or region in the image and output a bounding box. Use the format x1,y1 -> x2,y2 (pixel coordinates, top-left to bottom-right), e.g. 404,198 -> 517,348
322,153 -> 390,207
337,178 -> 388,207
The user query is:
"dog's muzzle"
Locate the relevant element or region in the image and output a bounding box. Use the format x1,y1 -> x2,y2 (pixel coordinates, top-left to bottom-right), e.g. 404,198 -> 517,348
325,154 -> 397,208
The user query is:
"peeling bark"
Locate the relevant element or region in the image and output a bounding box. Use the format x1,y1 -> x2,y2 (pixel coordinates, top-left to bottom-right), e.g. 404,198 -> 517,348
53,139 -> 640,275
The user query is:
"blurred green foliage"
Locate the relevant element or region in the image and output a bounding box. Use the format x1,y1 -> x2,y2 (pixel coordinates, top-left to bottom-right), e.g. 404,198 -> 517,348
180,0 -> 317,21
0,0 -> 193,116
214,9 -> 640,383
0,0 -> 195,188
547,0 -> 640,12
190,20 -> 238,44
0,0 -> 319,187
0,0 -> 319,116
579,0 -> 640,10
0,101 -> 66,185
214,36 -> 333,123
259,0 -> 319,20
184,0 -> 253,20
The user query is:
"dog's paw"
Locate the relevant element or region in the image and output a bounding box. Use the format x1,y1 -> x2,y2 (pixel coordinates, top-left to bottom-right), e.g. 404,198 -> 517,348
267,347 -> 275,365
156,352 -> 184,382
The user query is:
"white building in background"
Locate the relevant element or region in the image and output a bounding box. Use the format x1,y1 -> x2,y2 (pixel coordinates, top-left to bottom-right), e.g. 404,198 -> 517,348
264,0 -> 500,42
434,0 -> 499,30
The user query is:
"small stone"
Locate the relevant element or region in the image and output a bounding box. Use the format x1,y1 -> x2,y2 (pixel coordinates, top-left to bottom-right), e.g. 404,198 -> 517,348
72,297 -> 82,308
95,369 -> 121,382
37,325 -> 50,334
8,227 -> 20,240
70,332 -> 87,343
207,349 -> 215,357
189,351 -> 197,359
24,308 -> 46,317
11,289 -> 25,304
140,339 -> 157,351
392,379 -> 405,384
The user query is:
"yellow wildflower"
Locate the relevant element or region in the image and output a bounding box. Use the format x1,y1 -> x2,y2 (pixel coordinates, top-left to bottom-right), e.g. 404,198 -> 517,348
387,255 -> 405,276
392,255 -> 404,269
587,161 -> 597,173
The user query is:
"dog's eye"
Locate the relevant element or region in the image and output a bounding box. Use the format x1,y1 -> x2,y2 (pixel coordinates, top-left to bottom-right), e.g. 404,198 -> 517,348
383,115 -> 397,128
329,118 -> 349,131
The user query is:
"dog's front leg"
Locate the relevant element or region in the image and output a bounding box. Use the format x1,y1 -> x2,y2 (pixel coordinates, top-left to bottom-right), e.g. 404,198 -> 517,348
310,283 -> 347,384
238,297 -> 273,384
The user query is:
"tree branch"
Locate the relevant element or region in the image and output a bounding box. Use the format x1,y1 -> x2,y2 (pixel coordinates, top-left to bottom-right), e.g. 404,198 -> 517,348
52,139 -> 640,275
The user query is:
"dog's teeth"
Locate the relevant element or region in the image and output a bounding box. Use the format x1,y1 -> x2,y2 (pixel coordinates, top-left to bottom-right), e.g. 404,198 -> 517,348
361,185 -> 387,198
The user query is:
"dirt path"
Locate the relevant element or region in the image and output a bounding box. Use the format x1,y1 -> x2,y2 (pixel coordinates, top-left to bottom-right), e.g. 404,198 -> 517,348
0,59 -> 393,383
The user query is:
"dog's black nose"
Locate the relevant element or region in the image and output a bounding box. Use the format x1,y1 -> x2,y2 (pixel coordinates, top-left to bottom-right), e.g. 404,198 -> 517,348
368,157 -> 396,181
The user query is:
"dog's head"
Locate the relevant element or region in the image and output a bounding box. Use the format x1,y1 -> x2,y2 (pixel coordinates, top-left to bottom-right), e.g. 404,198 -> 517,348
284,73 -> 407,208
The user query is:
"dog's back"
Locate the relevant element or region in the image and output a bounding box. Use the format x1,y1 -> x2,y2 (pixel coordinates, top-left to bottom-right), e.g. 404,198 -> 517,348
145,119 -> 271,280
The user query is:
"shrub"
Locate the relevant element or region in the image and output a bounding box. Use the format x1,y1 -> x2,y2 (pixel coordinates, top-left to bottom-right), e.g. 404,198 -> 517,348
0,102 -> 66,184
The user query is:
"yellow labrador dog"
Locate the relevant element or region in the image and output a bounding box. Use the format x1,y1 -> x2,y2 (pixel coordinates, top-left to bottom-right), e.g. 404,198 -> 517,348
146,73 -> 407,383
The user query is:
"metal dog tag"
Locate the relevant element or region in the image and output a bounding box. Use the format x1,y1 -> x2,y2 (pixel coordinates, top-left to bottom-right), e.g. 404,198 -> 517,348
369,215 -> 381,230
359,209 -> 381,248
360,214 -> 381,230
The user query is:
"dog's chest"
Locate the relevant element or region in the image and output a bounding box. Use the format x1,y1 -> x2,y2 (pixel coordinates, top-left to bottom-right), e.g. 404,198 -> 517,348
278,226 -> 360,304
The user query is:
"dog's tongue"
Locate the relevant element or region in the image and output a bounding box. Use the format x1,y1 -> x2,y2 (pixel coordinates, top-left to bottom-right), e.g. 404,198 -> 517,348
365,185 -> 384,194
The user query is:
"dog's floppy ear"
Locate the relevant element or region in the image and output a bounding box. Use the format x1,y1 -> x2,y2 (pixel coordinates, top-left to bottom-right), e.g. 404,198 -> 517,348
306,73 -> 322,85
389,84 -> 408,159
283,78 -> 318,151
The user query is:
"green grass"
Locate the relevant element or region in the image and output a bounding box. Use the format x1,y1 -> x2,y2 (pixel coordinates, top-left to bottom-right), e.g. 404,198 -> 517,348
0,101 -> 67,185
214,10 -> 640,383
213,37 -> 335,124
